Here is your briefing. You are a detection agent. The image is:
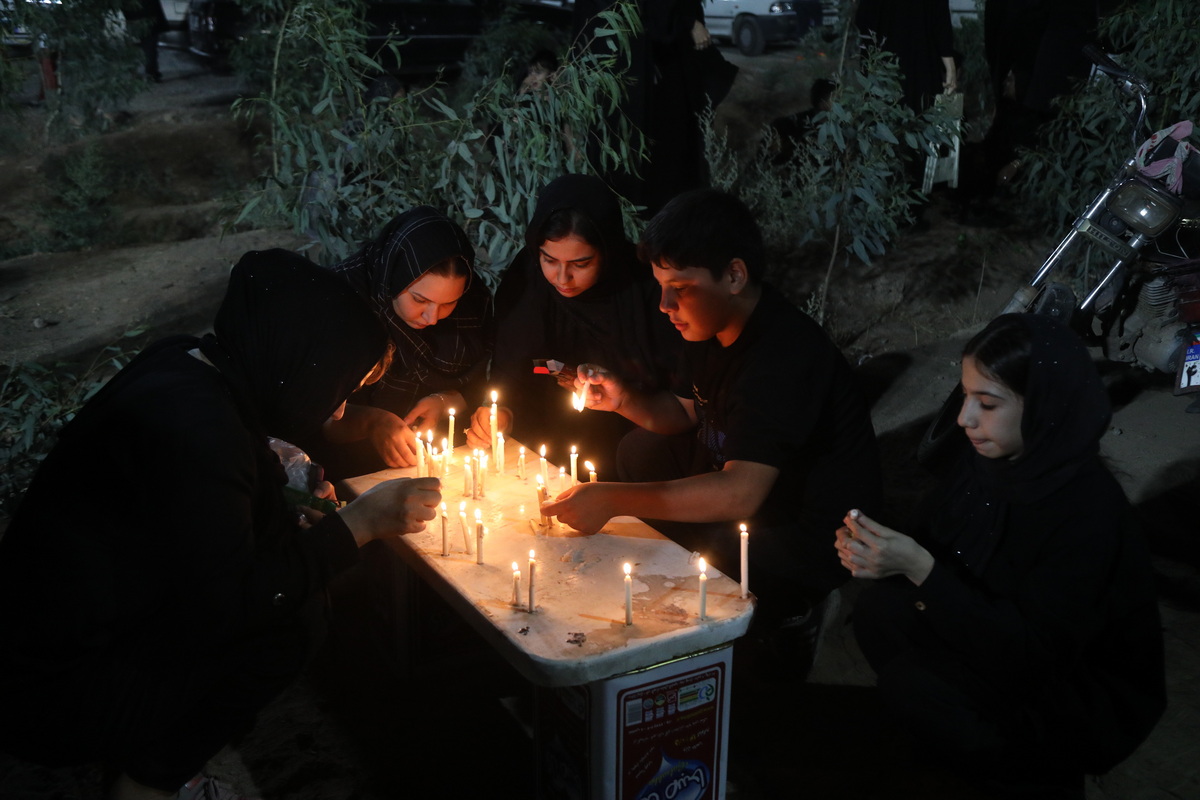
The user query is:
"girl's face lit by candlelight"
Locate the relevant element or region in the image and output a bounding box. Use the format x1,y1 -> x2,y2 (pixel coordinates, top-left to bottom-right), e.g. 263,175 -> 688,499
393,272 -> 468,329
957,355 -> 1025,460
539,234 -> 602,298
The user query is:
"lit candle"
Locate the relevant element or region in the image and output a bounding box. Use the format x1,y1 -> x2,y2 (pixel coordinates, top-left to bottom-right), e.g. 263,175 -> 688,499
441,502 -> 449,557
698,557 -> 708,620
585,460 -> 597,483
463,455 -> 473,498
536,474 -> 549,527
475,508 -> 484,565
441,437 -> 450,478
496,432 -> 505,476
528,550 -> 537,612
570,445 -> 578,484
739,523 -> 749,599
511,561 -> 521,606
558,465 -> 566,493
415,427 -> 426,477
447,408 -> 455,450
539,444 -> 549,487
425,430 -> 433,473
476,453 -> 487,499
518,446 -> 526,481
459,502 -> 472,553
624,562 -> 633,626
489,390 -> 499,457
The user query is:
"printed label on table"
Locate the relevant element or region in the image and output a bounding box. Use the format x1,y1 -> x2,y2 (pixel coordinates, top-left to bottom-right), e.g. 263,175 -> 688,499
616,664 -> 724,800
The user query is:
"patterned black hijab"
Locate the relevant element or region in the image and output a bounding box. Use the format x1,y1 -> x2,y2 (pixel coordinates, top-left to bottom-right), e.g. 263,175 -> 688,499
198,249 -> 388,445
333,207 -> 491,413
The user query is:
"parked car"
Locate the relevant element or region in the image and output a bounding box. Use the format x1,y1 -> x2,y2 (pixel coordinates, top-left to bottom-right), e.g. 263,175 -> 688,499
704,0 -> 821,56
186,0 -> 485,76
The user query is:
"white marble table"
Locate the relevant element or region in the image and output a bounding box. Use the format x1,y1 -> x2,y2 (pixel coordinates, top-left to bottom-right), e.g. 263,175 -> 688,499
343,443 -> 756,688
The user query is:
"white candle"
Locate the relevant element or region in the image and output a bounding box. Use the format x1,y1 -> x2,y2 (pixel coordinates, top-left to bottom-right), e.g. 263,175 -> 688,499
558,466 -> 566,493
463,455 -> 473,497
536,474 -> 549,527
698,557 -> 708,620
585,460 -> 597,483
441,502 -> 449,557
511,562 -> 521,606
415,427 -> 426,477
496,432 -> 505,476
739,523 -> 749,599
441,437 -> 450,478
518,446 -> 526,481
489,390 -> 499,457
475,508 -> 484,565
460,502 -> 472,553
570,445 -> 578,485
539,444 -> 549,487
477,454 -> 487,498
447,408 -> 455,450
528,550 -> 537,612
624,562 -> 633,626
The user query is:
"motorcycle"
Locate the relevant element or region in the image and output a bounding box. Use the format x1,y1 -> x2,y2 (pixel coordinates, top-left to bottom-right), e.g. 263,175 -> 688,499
920,45 -> 1200,463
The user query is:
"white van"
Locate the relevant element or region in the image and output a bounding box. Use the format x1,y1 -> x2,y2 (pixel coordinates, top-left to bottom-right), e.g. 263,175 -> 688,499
704,0 -> 822,56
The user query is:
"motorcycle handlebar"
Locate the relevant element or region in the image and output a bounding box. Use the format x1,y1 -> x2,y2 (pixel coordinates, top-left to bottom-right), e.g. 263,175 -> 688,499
1083,44 -> 1150,93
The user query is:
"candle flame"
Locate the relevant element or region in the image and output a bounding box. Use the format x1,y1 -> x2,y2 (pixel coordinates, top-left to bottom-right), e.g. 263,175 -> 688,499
584,461 -> 594,471
475,508 -> 482,521
530,549 -> 536,560
459,501 -> 467,513
491,390 -> 498,403
540,444 -> 547,457
519,445 -> 526,455
498,432 -> 505,444
536,473 -> 544,486
441,502 -> 447,513
699,557 -> 707,574
449,408 -> 455,417
571,445 -> 577,454
512,561 -> 519,572
624,562 -> 632,576
739,523 -> 748,535
425,429 -> 432,443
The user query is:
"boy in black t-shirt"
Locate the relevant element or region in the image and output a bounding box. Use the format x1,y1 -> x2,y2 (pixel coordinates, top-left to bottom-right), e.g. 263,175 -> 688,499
543,189 -> 882,673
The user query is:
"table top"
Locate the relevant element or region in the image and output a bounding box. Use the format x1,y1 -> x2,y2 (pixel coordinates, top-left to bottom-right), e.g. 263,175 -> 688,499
342,442 -> 756,687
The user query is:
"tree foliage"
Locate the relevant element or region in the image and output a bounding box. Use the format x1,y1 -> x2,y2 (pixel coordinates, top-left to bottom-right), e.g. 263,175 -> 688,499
6,0 -> 146,137
232,0 -> 646,286
1016,0 -> 1200,232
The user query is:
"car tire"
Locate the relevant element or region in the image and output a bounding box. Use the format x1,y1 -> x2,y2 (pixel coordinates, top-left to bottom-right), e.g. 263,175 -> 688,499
734,15 -> 765,57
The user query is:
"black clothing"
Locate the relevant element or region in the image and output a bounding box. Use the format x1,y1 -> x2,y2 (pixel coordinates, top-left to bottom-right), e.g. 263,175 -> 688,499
307,207 -> 493,477
854,315 -> 1166,785
335,207 -> 492,420
624,284 -> 882,614
491,174 -> 679,474
0,252 -> 385,791
855,0 -> 954,113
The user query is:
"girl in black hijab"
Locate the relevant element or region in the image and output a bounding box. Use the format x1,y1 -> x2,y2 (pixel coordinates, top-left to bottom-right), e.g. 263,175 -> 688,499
311,206 -> 493,479
835,314 -> 1165,798
467,174 -> 678,475
0,251 -> 441,800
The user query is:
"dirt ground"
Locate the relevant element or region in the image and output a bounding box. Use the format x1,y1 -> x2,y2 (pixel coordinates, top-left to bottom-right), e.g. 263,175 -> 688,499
1,38 -> 1198,800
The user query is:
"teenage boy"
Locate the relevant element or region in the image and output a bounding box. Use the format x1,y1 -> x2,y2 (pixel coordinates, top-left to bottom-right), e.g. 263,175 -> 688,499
542,189 -> 882,671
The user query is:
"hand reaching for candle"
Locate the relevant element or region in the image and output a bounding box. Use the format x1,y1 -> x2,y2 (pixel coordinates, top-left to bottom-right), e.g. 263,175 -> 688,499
541,483 -> 611,534
403,390 -> 461,432
574,363 -> 627,413
339,476 -> 442,545
835,509 -> 934,585
465,405 -> 512,449
370,412 -> 420,468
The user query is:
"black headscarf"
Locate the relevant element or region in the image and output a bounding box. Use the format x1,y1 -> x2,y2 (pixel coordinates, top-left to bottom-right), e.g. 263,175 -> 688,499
929,314 -> 1112,573
198,249 -> 387,445
333,207 -> 492,414
496,173 -> 669,392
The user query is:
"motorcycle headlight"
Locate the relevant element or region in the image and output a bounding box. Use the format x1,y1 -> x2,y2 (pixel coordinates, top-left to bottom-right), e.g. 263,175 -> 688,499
1106,178 -> 1182,237
769,2 -> 793,12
